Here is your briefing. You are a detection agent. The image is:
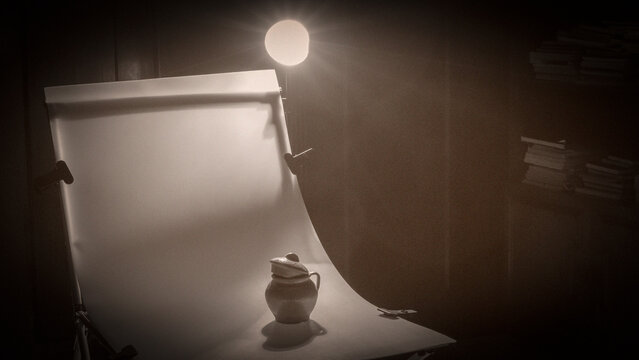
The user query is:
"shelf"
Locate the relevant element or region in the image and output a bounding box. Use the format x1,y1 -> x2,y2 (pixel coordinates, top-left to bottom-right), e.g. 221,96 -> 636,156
508,182 -> 639,225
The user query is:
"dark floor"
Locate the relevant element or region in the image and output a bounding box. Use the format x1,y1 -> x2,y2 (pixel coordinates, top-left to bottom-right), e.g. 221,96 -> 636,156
17,323 -> 637,360
429,331 -> 634,360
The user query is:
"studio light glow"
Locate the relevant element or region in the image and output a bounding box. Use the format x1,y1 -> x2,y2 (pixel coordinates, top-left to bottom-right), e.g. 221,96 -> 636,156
265,20 -> 309,66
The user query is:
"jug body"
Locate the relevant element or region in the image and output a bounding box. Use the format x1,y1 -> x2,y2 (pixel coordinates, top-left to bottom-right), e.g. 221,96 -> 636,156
265,272 -> 320,323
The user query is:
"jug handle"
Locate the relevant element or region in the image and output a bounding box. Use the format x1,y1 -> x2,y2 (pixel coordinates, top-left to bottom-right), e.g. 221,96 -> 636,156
309,272 -> 320,291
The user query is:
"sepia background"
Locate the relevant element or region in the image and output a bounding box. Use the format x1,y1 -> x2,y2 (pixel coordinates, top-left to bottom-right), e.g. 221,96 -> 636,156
2,0 -> 638,358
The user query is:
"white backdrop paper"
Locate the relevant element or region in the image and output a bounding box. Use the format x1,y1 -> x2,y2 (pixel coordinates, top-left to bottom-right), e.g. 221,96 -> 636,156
45,70 -> 454,359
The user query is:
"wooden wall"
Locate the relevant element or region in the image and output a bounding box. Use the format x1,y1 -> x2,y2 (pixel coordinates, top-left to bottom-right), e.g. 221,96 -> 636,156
2,1 -> 637,358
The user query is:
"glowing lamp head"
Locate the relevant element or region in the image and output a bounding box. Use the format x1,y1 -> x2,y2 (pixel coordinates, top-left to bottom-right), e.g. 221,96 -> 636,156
265,20 -> 309,66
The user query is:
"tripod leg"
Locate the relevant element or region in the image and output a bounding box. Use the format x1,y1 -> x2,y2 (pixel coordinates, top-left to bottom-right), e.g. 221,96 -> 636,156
75,314 -> 91,360
76,310 -> 138,359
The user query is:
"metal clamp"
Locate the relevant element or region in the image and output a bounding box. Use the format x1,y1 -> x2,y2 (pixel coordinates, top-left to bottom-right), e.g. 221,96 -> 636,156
35,160 -> 74,191
377,307 -> 417,318
284,148 -> 313,175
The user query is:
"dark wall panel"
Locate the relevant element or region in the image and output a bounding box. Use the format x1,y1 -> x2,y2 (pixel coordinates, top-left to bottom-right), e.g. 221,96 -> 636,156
24,3 -> 118,355
115,0 -> 157,80
1,8 -> 33,355
445,7 -> 511,337
344,2 -> 453,331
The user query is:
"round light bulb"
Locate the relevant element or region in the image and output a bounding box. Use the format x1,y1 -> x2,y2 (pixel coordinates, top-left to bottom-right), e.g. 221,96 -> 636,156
265,20 -> 309,66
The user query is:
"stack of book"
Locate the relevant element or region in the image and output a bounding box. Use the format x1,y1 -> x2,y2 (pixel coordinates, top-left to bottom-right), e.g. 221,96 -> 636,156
579,52 -> 631,85
521,136 -> 588,191
579,47 -> 633,85
576,156 -> 639,201
529,41 -> 581,82
556,25 -> 615,48
607,21 -> 639,55
530,23 -> 638,85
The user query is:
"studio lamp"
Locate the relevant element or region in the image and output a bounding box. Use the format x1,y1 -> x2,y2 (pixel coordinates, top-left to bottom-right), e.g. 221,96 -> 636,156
265,19 -> 309,66
265,19 -> 312,174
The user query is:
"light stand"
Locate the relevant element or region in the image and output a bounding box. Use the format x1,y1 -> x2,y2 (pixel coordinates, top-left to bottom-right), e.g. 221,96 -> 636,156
265,19 -> 313,175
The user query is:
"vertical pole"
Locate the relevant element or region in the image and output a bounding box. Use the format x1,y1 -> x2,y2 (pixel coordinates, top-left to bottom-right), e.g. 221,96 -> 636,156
54,179 -> 88,358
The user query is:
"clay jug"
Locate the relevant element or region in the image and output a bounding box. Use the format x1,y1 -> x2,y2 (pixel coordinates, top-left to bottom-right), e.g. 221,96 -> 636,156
265,253 -> 320,324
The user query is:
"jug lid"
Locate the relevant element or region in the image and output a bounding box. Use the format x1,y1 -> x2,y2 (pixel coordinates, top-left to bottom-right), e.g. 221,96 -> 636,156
270,252 -> 308,278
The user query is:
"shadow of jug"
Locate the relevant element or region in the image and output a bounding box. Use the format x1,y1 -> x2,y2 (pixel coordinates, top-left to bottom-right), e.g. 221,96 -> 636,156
261,320 -> 327,351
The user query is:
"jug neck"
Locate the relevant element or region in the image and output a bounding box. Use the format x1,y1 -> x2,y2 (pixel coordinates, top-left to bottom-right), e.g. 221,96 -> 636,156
271,274 -> 310,285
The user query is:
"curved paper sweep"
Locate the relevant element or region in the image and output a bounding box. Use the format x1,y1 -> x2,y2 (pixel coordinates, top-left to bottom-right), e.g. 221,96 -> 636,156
45,70 -> 453,359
